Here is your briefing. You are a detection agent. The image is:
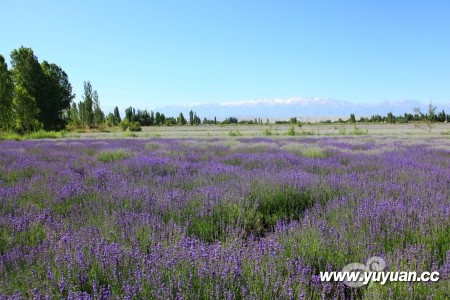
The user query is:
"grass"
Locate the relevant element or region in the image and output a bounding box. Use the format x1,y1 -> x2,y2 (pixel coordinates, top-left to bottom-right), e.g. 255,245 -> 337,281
170,183 -> 329,243
263,128 -> 272,135
283,143 -> 328,158
97,150 -> 131,162
186,202 -> 241,243
0,132 -> 23,140
263,127 -> 280,136
145,142 -> 161,151
123,132 -> 138,137
52,196 -> 84,216
0,224 -> 45,255
338,125 -> 369,136
286,126 -> 296,136
228,130 -> 242,136
301,147 -> 327,158
0,130 -> 66,140
3,167 -> 36,184
25,130 -> 60,139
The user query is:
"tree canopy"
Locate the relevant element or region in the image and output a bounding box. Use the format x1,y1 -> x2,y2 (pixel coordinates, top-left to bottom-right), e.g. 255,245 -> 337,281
1,47 -> 75,132
0,55 -> 14,129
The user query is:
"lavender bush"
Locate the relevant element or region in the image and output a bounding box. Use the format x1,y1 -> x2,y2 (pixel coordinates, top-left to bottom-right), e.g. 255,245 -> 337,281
0,137 -> 449,299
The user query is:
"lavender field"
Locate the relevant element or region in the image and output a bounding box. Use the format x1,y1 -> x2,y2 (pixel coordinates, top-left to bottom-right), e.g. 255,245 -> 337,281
0,136 -> 449,299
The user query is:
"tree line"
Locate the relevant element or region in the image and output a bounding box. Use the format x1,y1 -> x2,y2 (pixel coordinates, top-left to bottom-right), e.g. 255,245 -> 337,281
344,103 -> 448,124
0,47 -> 211,133
0,47 -> 74,132
0,47 -> 108,133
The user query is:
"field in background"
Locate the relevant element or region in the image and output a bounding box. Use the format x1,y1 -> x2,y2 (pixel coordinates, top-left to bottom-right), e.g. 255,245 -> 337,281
75,123 -> 450,139
0,128 -> 449,299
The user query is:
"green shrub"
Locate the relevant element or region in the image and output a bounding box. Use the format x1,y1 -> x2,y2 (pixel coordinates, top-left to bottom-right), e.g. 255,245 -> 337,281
146,142 -> 161,151
123,132 -> 137,137
300,130 -> 314,136
352,125 -> 368,135
25,130 -> 59,139
52,196 -> 83,215
301,147 -> 327,158
0,132 -> 23,141
0,225 -> 46,255
338,125 -> 368,135
246,186 -> 315,235
4,167 -> 36,183
228,130 -> 242,137
129,122 -> 142,132
120,120 -> 130,131
182,185 -> 322,242
98,150 -> 130,162
186,202 -> 241,243
287,126 -> 296,136
263,128 -> 272,136
98,126 -> 111,132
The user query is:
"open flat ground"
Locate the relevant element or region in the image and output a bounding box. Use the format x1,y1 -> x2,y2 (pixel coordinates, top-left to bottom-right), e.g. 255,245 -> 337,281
0,124 -> 449,299
75,123 -> 450,139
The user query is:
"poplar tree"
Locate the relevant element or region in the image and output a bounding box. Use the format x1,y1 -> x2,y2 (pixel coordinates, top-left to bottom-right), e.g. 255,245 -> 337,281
10,47 -> 42,132
0,55 -> 14,129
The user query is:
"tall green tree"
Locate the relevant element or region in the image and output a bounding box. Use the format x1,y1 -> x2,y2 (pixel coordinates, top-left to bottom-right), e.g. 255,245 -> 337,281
189,110 -> 194,125
386,112 -> 395,123
92,90 -> 104,127
78,101 -> 87,128
10,47 -> 43,131
68,102 -> 80,128
113,106 -> 121,124
9,47 -> 74,131
177,112 -> 187,125
437,110 -> 446,122
414,102 -> 437,133
82,81 -> 94,127
0,55 -> 14,129
193,112 -> 200,125
40,61 -> 75,130
10,47 -> 42,102
13,86 -> 40,132
349,114 -> 356,123
106,113 -> 115,126
125,106 -> 134,122
155,111 -> 161,125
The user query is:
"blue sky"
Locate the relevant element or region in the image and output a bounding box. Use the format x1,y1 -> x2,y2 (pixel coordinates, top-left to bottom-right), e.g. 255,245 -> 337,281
1,1 -> 449,112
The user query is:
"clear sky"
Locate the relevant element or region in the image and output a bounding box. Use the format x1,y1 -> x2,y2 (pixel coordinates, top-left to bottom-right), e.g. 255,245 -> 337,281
1,1 -> 449,111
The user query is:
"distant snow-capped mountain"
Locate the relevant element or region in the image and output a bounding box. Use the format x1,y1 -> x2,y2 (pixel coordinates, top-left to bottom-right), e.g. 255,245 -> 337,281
149,97 -> 450,121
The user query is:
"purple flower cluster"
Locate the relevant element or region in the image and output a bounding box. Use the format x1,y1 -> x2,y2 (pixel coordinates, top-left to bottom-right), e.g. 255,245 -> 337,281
0,137 -> 448,299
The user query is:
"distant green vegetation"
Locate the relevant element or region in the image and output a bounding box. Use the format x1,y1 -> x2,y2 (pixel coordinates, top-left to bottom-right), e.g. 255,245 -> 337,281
283,144 -> 327,158
286,126 -> 296,136
25,130 -> 60,139
0,130 -> 66,140
228,130 -> 242,137
339,125 -> 368,136
97,150 -> 131,163
0,132 -> 22,141
301,147 -> 327,158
